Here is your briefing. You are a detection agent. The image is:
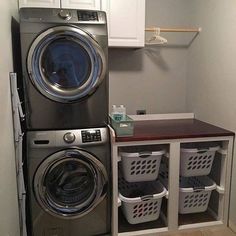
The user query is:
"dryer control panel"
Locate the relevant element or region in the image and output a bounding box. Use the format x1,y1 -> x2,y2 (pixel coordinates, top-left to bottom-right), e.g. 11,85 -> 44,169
77,10 -> 98,21
19,8 -> 106,24
81,130 -> 101,143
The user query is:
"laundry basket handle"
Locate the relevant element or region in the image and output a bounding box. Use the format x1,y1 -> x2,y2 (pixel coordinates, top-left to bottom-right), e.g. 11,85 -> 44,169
193,186 -> 206,192
139,152 -> 152,158
197,149 -> 209,154
141,195 -> 154,201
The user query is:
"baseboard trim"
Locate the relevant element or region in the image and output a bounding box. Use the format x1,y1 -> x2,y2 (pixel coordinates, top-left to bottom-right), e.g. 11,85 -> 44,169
229,220 -> 236,232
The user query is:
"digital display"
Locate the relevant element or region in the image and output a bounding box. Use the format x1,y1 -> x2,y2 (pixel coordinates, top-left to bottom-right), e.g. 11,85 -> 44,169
77,11 -> 98,21
81,130 -> 101,143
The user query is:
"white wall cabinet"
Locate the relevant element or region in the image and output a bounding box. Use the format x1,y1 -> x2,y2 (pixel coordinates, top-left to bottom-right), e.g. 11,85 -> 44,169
101,0 -> 145,47
19,0 -> 100,10
19,0 -> 60,8
61,0 -> 100,10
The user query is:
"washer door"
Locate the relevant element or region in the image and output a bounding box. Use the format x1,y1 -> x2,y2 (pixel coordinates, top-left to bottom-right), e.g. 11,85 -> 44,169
27,26 -> 106,103
34,149 -> 108,219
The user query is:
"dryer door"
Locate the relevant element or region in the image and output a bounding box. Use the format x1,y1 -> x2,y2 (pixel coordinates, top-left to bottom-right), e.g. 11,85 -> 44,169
27,26 -> 106,103
34,149 -> 108,219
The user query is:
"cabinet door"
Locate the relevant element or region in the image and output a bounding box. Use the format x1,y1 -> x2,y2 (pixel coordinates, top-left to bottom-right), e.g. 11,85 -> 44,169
61,0 -> 101,10
19,0 -> 60,8
102,0 -> 145,47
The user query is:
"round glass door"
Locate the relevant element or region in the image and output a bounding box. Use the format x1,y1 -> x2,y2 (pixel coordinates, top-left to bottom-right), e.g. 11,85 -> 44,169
27,26 -> 106,103
41,38 -> 92,89
34,149 -> 108,218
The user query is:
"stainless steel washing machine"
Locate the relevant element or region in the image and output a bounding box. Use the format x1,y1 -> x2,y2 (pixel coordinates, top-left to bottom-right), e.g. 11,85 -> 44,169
26,128 -> 111,236
19,8 -> 109,130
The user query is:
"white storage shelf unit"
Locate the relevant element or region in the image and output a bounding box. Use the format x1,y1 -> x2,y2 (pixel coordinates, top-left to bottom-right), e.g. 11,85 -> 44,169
109,115 -> 234,236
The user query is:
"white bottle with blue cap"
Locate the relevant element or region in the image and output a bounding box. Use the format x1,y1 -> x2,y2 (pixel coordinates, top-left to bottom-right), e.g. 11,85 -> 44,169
111,105 -> 126,121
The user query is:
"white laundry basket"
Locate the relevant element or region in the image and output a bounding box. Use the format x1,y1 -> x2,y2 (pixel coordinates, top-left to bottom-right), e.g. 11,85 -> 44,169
159,163 -> 217,214
180,143 -> 220,177
119,176 -> 167,224
179,176 -> 216,214
120,146 -> 165,182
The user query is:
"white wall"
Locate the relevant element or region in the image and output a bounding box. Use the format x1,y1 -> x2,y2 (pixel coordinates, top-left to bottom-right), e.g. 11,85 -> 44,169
0,0 -> 20,235
109,0 -> 191,115
186,0 -> 236,230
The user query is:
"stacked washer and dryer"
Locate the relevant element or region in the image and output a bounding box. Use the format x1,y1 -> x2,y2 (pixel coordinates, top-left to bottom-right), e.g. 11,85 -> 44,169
19,8 -> 111,236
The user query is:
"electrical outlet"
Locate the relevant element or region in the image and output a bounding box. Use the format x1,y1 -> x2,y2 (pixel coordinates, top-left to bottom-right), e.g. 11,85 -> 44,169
136,109 -> 146,115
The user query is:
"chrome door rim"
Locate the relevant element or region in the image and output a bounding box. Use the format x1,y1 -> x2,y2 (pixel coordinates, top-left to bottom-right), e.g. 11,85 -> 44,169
33,148 -> 108,219
27,26 -> 107,103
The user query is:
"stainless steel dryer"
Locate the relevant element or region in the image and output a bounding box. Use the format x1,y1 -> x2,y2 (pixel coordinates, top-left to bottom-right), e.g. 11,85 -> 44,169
19,8 -> 108,130
26,128 -> 111,236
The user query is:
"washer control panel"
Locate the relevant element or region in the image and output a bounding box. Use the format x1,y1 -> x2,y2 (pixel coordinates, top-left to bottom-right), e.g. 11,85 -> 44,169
29,128 -> 107,148
81,130 -> 101,143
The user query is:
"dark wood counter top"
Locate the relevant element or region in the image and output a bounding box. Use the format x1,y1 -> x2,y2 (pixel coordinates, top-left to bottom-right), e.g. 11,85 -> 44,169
115,119 -> 234,142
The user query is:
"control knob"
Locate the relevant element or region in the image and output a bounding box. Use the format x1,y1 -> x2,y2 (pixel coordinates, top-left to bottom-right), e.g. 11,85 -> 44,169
63,132 -> 75,143
58,10 -> 72,20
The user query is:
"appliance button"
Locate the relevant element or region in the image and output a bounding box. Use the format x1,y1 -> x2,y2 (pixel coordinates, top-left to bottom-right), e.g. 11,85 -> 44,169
58,10 -> 72,20
63,132 -> 76,143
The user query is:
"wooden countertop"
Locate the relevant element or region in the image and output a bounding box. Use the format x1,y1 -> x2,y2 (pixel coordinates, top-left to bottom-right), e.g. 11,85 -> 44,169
115,119 -> 234,142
